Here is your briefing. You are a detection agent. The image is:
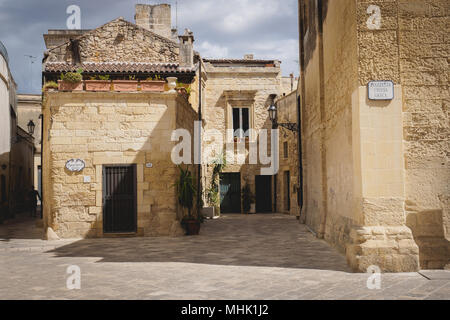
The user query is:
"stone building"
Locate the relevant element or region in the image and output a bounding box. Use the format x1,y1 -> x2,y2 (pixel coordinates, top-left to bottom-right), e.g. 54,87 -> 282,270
297,0 -> 449,271
274,90 -> 301,216
17,94 -> 42,203
202,58 -> 286,214
0,40 -> 13,222
41,5 -> 199,238
40,3 -> 291,238
0,41 -> 35,221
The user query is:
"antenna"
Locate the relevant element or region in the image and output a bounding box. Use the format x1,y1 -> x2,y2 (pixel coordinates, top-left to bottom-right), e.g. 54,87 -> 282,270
24,55 -> 37,92
176,0 -> 178,30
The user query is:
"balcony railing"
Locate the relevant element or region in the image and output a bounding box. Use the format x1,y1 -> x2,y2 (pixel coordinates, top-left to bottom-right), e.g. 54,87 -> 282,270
0,41 -> 9,64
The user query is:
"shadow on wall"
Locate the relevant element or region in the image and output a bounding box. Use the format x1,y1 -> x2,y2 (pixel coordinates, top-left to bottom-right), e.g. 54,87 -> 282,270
406,209 -> 450,269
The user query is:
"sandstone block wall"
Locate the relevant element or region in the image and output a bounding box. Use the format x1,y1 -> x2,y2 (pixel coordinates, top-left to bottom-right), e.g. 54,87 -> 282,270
276,91 -> 301,216
397,0 -> 449,269
46,18 -> 179,64
297,0 -> 450,271
202,64 -> 283,211
42,91 -> 193,238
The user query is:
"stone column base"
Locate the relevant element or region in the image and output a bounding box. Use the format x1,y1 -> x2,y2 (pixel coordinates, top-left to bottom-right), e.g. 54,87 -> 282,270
346,226 -> 420,272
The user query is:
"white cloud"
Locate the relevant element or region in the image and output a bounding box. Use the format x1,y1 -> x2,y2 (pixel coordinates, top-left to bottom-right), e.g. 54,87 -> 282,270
196,41 -> 229,58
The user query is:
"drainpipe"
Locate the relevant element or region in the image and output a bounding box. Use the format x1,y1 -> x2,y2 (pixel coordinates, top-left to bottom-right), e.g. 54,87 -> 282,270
298,0 -> 306,222
40,72 -> 45,220
196,59 -> 202,219
39,113 -> 43,219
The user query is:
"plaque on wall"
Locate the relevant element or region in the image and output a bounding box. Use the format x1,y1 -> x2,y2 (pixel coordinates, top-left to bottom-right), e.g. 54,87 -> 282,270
65,159 -> 85,172
368,81 -> 394,100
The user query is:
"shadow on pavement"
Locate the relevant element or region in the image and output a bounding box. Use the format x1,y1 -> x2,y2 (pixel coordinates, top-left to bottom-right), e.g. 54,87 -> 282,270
48,214 -> 352,272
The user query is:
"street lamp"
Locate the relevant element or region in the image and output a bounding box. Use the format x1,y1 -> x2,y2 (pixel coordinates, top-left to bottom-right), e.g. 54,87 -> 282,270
27,120 -> 35,135
268,104 -> 299,133
268,104 -> 277,123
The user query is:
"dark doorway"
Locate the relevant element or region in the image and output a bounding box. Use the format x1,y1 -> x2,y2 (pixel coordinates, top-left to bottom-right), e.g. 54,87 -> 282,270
255,175 -> 272,213
284,171 -> 290,211
103,165 -> 137,233
220,173 -> 241,213
37,165 -> 42,200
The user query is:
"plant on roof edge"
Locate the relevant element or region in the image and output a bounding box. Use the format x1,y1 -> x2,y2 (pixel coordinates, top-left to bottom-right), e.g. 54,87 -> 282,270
60,68 -> 83,83
42,81 -> 58,92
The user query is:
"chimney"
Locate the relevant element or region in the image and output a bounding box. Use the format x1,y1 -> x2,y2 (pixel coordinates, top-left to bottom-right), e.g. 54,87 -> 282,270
135,4 -> 172,39
179,29 -> 194,68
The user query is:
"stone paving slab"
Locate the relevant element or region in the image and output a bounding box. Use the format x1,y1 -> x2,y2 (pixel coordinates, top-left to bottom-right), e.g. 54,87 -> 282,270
0,214 -> 449,300
418,270 -> 450,280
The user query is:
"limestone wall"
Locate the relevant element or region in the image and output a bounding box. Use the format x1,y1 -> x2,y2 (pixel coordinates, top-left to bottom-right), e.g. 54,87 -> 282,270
46,18 -> 179,64
275,91 -> 301,215
300,0 -> 360,249
0,51 -> 10,218
397,0 -> 449,269
298,0 -> 443,271
202,64 -> 282,211
42,91 -> 191,238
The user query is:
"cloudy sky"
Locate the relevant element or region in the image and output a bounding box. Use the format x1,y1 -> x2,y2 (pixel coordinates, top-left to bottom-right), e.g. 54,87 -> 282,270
0,0 -> 299,94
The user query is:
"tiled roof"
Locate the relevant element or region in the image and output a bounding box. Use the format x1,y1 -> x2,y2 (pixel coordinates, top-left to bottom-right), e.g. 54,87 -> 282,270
44,62 -> 195,74
203,58 -> 276,64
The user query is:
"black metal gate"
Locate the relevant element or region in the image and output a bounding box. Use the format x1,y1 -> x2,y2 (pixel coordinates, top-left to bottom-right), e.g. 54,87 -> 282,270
103,165 -> 137,233
220,173 -> 241,213
255,175 -> 272,213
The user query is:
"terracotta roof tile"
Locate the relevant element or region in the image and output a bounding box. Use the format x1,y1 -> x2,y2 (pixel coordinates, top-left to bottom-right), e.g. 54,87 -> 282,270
44,62 -> 195,74
203,58 -> 277,64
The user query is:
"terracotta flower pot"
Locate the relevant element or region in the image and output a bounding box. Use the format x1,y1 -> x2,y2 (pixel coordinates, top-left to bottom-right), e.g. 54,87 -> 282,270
85,80 -> 111,91
58,80 -> 83,91
112,80 -> 138,92
140,80 -> 165,92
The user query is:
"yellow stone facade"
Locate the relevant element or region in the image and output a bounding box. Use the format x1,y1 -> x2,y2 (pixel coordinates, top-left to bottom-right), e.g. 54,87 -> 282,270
275,91 -> 301,216
42,91 -> 195,238
202,60 -> 284,213
298,0 -> 449,271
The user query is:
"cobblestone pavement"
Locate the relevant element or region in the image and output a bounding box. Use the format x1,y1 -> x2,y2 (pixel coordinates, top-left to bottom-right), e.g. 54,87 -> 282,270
0,214 -> 449,300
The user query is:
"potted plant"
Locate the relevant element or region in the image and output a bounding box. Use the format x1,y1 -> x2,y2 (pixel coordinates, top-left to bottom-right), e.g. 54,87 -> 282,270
242,184 -> 255,214
112,75 -> 138,92
85,75 -> 111,91
42,81 -> 58,92
206,153 -> 227,217
175,81 -> 191,98
58,68 -> 83,91
175,166 -> 200,235
140,75 -> 165,92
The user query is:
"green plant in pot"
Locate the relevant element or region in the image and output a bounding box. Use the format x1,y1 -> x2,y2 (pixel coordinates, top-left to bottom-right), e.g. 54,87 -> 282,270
42,81 -> 58,92
241,184 -> 255,214
59,68 -> 83,91
175,166 -> 200,235
207,153 -> 227,216
85,74 -> 111,91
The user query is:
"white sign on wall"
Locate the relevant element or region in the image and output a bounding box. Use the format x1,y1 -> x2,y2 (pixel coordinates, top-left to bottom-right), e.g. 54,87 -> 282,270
65,159 -> 85,172
368,81 -> 394,100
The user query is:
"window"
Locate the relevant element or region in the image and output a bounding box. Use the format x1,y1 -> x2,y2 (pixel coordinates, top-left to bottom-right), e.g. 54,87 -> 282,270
232,107 -> 249,138
283,141 -> 289,159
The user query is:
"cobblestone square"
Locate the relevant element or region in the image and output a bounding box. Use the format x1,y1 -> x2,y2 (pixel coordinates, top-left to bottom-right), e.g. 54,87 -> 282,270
0,214 -> 448,300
